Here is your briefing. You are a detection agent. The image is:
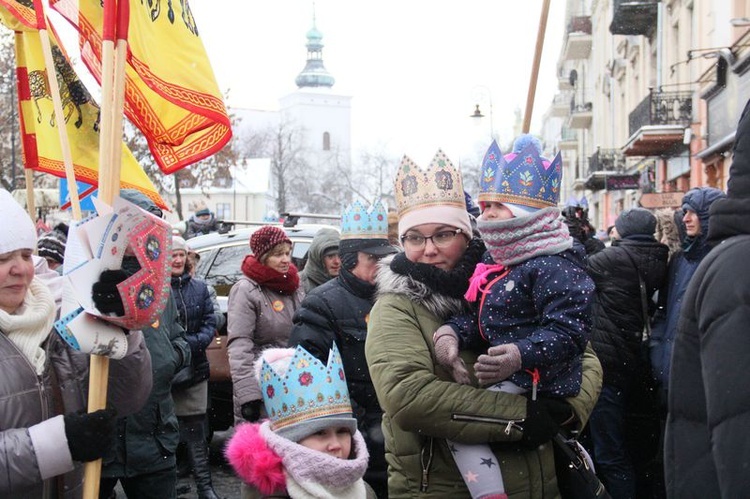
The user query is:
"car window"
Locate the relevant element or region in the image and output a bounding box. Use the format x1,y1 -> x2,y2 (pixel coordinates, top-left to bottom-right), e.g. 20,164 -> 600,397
291,241 -> 311,271
205,244 -> 249,297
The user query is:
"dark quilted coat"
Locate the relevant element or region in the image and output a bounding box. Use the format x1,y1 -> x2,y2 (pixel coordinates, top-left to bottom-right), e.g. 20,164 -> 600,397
588,237 -> 668,388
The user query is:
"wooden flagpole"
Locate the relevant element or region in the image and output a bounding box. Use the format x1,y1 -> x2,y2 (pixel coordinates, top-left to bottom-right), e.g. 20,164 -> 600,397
24,169 -> 36,222
35,0 -> 82,221
522,0 -> 552,134
82,0 -> 125,496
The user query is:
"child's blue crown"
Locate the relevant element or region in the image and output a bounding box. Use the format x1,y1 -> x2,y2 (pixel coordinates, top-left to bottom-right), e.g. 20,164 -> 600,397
340,200 -> 389,240
478,139 -> 563,209
259,344 -> 353,433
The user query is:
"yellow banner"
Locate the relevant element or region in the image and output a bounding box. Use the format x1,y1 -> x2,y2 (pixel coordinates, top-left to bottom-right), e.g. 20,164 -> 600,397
50,0 -> 232,174
12,27 -> 167,209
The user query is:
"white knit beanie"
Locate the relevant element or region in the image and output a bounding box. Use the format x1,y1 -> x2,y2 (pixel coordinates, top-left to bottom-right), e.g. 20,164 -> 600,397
0,189 -> 36,254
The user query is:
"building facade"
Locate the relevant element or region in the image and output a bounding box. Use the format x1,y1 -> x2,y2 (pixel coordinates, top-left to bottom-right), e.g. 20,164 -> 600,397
542,0 -> 750,231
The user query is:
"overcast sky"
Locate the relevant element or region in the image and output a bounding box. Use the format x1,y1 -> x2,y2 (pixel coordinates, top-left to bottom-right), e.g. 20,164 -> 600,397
187,1 -> 565,165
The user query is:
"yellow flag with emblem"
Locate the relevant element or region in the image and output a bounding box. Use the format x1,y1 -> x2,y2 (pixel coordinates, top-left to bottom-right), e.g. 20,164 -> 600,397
50,0 -> 232,174
0,2 -> 168,209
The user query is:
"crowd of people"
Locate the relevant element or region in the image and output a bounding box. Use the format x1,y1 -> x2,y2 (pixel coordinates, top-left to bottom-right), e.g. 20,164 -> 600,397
1,103 -> 749,498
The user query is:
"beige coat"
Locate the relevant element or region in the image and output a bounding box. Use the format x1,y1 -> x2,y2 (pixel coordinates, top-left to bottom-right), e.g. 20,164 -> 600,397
227,275 -> 303,421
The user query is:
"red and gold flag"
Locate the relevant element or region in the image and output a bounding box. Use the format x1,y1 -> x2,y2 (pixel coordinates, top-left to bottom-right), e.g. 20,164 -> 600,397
50,0 -> 232,174
0,6 -> 169,209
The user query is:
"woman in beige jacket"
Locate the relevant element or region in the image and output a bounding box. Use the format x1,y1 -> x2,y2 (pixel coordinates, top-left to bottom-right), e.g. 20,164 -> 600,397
227,226 -> 304,425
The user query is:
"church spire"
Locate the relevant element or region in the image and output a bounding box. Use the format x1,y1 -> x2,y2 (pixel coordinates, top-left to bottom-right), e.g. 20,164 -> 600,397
295,6 -> 335,88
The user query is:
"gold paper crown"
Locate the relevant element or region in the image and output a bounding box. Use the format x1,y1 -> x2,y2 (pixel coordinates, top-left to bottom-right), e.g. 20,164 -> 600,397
394,150 -> 465,217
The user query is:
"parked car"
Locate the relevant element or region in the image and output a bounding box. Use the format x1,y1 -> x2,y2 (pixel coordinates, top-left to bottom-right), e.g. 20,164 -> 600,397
188,223 -> 338,433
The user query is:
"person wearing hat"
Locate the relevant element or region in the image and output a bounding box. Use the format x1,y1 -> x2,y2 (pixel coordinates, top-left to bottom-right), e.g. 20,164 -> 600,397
0,189 -> 153,496
226,345 -> 375,498
585,207 -> 669,499
665,100 -> 750,497
289,200 -> 397,498
431,137 -> 598,498
365,148 -> 602,497
169,235 -> 221,499
299,227 -> 341,293
227,226 -> 303,421
36,222 -> 69,273
185,206 -> 219,239
93,190 -> 192,499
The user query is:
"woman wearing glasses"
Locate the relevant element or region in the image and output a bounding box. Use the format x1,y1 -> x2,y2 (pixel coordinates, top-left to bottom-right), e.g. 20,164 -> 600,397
365,148 -> 602,498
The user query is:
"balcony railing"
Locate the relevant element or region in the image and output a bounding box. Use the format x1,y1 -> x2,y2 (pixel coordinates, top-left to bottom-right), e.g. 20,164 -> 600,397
588,148 -> 626,175
610,0 -> 658,36
628,90 -> 693,137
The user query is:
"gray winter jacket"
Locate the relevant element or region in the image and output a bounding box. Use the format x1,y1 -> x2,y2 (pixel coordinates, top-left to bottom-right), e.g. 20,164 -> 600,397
227,275 -> 303,422
0,329 -> 152,498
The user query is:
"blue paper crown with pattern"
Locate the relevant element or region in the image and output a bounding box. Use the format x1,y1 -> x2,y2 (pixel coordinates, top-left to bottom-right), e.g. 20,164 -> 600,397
478,139 -> 563,209
340,200 -> 389,240
260,344 -> 353,433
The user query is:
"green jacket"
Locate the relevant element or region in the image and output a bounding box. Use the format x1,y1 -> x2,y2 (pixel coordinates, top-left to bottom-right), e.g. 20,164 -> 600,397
365,261 -> 602,498
103,294 -> 192,477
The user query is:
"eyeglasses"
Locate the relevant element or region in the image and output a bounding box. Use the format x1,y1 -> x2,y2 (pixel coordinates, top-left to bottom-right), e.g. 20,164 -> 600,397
401,228 -> 464,249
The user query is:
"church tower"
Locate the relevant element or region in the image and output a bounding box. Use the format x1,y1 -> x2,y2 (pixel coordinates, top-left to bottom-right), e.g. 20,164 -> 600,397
280,11 -> 352,183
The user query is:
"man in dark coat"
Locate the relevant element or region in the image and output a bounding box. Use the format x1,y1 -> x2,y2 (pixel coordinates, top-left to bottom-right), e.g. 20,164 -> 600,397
587,208 -> 669,499
289,201 -> 397,498
100,295 -> 191,498
665,99 -> 750,497
99,189 -> 193,498
649,186 -> 726,398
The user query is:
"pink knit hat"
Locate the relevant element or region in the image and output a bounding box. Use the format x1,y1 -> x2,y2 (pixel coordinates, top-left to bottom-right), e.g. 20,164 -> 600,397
250,226 -> 291,259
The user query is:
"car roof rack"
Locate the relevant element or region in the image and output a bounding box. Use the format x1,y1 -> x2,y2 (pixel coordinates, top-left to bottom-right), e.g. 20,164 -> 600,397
279,212 -> 340,228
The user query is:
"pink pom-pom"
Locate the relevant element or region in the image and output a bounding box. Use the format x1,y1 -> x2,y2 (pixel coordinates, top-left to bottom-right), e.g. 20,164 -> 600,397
225,423 -> 285,495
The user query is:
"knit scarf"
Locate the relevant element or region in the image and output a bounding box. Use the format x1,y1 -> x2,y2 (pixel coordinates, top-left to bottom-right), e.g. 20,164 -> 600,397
241,255 -> 300,295
478,207 -> 572,267
0,278 -> 55,374
389,237 -> 486,300
260,422 -> 369,499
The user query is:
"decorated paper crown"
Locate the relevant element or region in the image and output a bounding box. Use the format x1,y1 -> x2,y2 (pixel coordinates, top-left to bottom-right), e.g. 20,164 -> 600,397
108,212 -> 173,330
340,200 -> 389,240
478,139 -> 563,209
394,150 -> 466,217
259,344 -> 354,438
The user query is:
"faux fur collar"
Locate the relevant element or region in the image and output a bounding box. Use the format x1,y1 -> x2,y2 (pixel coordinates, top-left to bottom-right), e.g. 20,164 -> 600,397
375,255 -> 470,321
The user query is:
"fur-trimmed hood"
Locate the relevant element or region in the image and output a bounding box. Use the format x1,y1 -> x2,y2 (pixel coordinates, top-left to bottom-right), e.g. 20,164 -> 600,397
374,255 -> 469,321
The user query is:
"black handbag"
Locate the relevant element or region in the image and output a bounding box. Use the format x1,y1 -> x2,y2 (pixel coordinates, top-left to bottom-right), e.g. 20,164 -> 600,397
553,433 -> 611,499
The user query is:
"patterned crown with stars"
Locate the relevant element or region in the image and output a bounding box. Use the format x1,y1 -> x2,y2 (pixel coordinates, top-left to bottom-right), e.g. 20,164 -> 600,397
259,343 -> 353,432
478,139 -> 563,209
394,149 -> 466,217
340,200 -> 389,240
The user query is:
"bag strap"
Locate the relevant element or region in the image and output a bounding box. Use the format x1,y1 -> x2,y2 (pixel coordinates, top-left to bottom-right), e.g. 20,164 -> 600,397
621,249 -> 651,339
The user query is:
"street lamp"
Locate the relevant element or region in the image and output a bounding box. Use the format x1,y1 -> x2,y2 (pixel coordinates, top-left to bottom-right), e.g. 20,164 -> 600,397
469,85 -> 495,141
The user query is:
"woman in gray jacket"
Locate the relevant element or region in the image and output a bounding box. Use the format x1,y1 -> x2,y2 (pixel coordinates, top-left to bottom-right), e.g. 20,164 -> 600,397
0,189 -> 153,498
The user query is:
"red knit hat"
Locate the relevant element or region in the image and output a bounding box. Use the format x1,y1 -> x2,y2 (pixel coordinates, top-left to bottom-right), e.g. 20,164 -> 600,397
250,226 -> 291,259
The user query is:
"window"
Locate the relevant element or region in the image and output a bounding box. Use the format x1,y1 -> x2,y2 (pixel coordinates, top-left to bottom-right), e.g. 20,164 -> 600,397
323,132 -> 331,151
216,203 -> 231,219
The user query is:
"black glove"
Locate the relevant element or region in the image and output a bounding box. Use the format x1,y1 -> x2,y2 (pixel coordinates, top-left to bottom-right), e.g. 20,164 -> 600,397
241,400 -> 262,422
64,408 -> 117,462
91,269 -> 128,315
520,397 -> 574,448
